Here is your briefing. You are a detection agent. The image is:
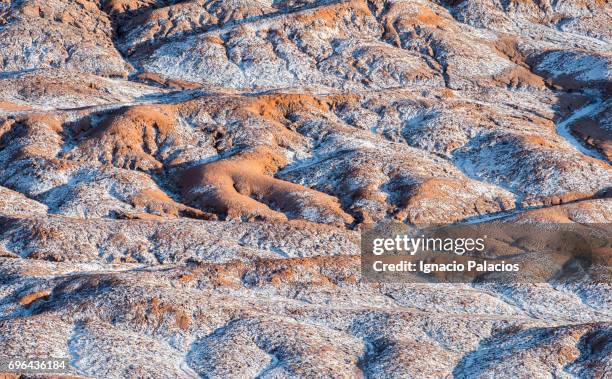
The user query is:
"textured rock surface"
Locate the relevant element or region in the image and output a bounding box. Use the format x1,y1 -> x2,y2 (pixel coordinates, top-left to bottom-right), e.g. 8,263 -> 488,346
0,0 -> 611,377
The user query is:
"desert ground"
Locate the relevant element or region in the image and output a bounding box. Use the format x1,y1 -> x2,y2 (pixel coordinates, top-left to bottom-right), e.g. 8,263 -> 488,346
0,0 -> 611,377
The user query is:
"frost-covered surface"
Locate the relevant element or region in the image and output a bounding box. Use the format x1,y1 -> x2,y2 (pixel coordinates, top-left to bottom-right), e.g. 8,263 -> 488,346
0,0 -> 611,377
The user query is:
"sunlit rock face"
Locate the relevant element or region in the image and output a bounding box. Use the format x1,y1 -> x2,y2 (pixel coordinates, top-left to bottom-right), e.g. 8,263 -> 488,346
0,0 -> 610,377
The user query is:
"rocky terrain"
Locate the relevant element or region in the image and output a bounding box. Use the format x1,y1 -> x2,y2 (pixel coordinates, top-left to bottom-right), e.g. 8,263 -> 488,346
0,0 -> 611,377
